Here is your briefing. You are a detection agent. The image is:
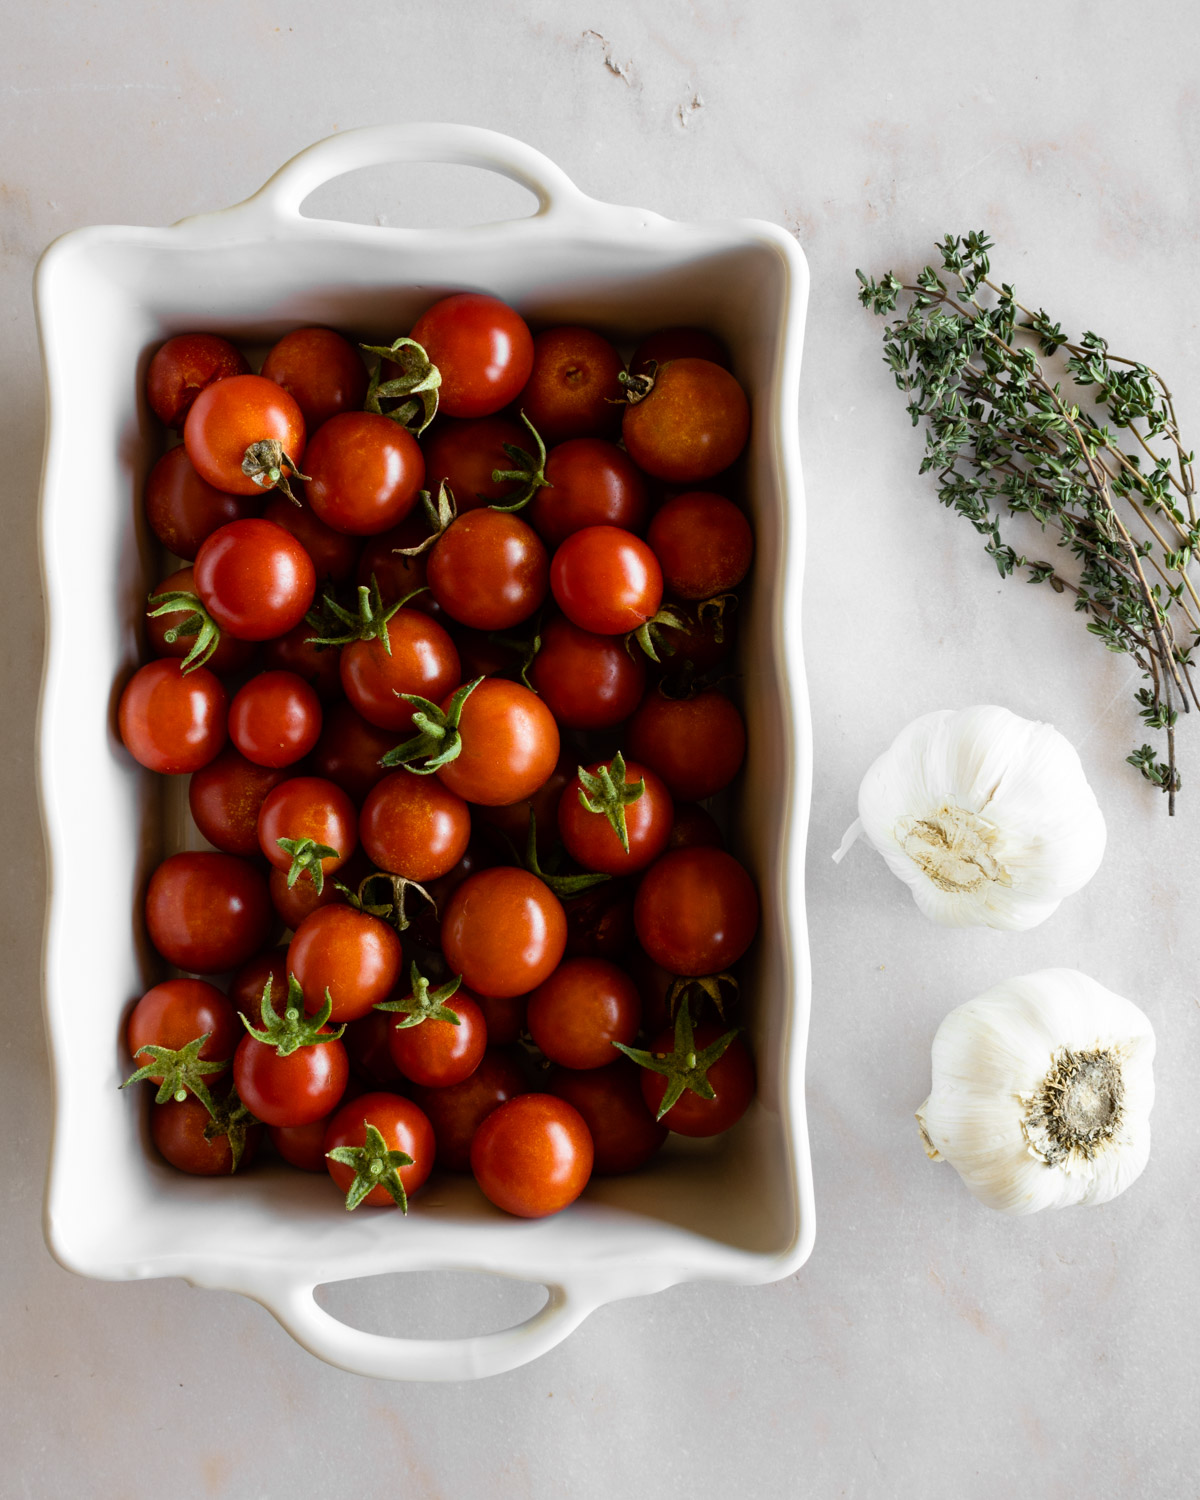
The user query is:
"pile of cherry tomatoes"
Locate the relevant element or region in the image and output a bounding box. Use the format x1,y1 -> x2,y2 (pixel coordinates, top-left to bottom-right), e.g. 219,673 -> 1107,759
119,291 -> 759,1220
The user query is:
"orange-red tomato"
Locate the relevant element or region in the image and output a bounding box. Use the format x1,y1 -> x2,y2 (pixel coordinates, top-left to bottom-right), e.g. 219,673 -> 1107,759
339,609 -> 461,731
410,293 -> 534,419
388,989 -> 488,1088
323,1091 -> 435,1206
407,1048 -> 527,1172
441,867 -> 567,998
184,373 -> 307,496
193,518 -> 317,642
557,759 -> 673,876
151,1093 -> 261,1175
422,416 -> 530,510
622,357 -> 749,483
145,851 -> 274,974
527,616 -> 646,730
646,491 -> 754,600
228,670 -> 323,768
260,326 -> 369,431
625,689 -> 746,802
143,445 -> 260,560
304,411 -> 426,536
436,678 -> 560,808
146,566 -> 257,677
257,776 -> 357,879
633,847 -> 759,977
516,326 -> 624,445
118,659 -> 227,775
287,904 -> 403,1023
147,333 -> 250,430
547,1058 -> 668,1174
359,771 -> 471,883
549,526 -> 662,636
527,438 -> 648,551
638,1021 -> 755,1137
126,978 -> 240,1082
188,746 -> 288,857
526,958 -> 641,1070
427,509 -> 548,631
470,1093 -> 594,1218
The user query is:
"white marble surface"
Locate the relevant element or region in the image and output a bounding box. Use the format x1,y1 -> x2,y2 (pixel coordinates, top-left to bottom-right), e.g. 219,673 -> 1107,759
5,1 -> 1199,1494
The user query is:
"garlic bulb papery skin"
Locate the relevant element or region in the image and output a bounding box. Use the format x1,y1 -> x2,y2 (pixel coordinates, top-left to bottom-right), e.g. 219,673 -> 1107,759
916,969 -> 1155,1215
838,705 -> 1106,930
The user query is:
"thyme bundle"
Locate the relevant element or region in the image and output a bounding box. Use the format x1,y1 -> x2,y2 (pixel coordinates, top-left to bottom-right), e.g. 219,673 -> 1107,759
858,232 -> 1198,812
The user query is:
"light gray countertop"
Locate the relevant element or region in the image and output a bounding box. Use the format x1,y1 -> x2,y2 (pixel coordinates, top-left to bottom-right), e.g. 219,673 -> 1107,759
4,2 -> 1198,1495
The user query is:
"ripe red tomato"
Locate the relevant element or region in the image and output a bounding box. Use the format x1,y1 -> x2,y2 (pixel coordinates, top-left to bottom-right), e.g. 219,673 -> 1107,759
270,1113 -> 338,1172
630,326 -> 731,377
516,326 -> 624,445
441,867 -> 567,998
648,604 -> 736,676
260,326 -> 369,431
118,659 -> 227,775
228,670 -> 323,768
143,445 -> 261,560
622,358 -> 750,483
400,838 -> 498,952
323,1091 -> 435,1207
550,526 -> 663,635
388,989 -> 488,1088
625,689 -> 746,801
633,847 -> 759,976
471,1094 -> 594,1218
427,510 -> 548,631
287,905 -> 403,1023
146,567 -> 257,677
193,518 -> 316,641
410,293 -> 534,419
188,746 -> 288,856
646,491 -> 754,599
147,333 -> 250,429
422,416 -> 531,510
436,678 -> 560,807
185,373 -> 307,496
528,616 -> 646,730
407,1048 -> 527,1171
526,958 -> 641,1070
257,776 -> 357,881
261,494 -> 361,585
269,865 -> 346,931
359,771 -> 471,882
145,851 -> 274,974
126,978 -> 240,1082
558,758 -> 673,876
234,1028 -> 349,1128
307,700 -> 396,804
229,946 -> 290,1030
547,1059 -> 668,1173
339,609 -> 461,731
637,1020 -> 755,1137
151,1093 -> 261,1175
304,412 -> 425,535
526,439 -> 648,551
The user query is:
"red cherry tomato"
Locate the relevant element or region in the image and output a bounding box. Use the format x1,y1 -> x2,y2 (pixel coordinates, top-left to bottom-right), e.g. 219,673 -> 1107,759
646,491 -> 753,600
269,1113 -> 338,1172
649,604 -> 736,677
229,946 -> 290,1030
526,438 -> 649,551
427,510 -> 548,631
528,616 -> 646,730
558,759 -> 673,876
145,851 -> 274,974
228,670 -> 322,769
147,333 -> 250,430
307,700 -> 397,804
118,659 -> 227,775
516,326 -> 624,445
387,989 -> 488,1088
550,526 -> 663,635
422,416 -> 530,510
151,1093 -> 261,1175
407,1048 -> 527,1171
143,445 -> 261,560
625,689 -> 746,801
630,326 -> 731,377
526,958 -> 641,1070
188,746 -> 288,856
436,678 -> 560,808
269,865 -> 346,931
193,518 -> 316,641
257,776 -> 357,880
184,373 -> 307,496
359,771 -> 471,882
441,868 -> 567,998
146,566 -> 257,677
323,1091 -> 435,1206
633,848 -> 759,976
288,905 -> 403,1023
339,609 -> 461,731
304,412 -> 425,535
260,326 -> 369,431
261,493 -> 361,586
622,358 -> 750,484
547,1059 -> 668,1173
234,1028 -> 349,1128
126,978 -> 240,1082
410,293 -> 534,419
638,1021 -> 755,1137
471,1093 -> 593,1218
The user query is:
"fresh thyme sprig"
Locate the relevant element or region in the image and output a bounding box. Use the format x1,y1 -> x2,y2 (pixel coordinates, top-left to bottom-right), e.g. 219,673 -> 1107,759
858,232 -> 1199,813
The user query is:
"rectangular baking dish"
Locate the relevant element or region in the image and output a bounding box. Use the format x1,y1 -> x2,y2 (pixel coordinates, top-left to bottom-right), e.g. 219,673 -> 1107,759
35,124 -> 813,1381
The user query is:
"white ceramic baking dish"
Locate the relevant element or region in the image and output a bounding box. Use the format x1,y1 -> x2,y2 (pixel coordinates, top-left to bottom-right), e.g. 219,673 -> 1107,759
35,124 -> 813,1381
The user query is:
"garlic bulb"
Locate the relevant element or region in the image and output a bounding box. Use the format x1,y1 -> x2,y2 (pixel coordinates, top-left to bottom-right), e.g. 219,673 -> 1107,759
917,968 -> 1155,1214
833,705 -> 1105,929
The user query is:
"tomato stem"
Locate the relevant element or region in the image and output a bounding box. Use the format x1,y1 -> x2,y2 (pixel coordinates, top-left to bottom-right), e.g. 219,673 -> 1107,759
575,751 -> 645,853
241,439 -> 309,503
361,336 -> 441,437
374,960 -> 464,1030
614,997 -> 741,1121
486,411 -> 552,513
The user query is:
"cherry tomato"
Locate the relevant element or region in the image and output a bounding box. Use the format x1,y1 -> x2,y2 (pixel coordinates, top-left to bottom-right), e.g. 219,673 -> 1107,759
667,802 -> 724,852
193,518 -> 316,641
260,619 -> 344,702
146,566 -> 257,677
184,373 -> 307,496
400,838 -> 498,952
547,1059 -> 668,1173
304,412 -> 425,535
562,880 -> 635,961
269,865 -> 346,931
388,988 -> 487,1088
307,699 -> 397,803
145,851 -> 274,974
528,616 -> 646,730
436,678 -> 560,807
147,333 -> 249,430
630,326 -> 731,377
257,776 -> 357,880
646,491 -> 753,600
626,689 -> 746,801
323,1092 -> 435,1206
339,609 -> 461,731
143,445 -> 260,560
422,416 -> 530,510
151,1092 -> 261,1175
516,326 -> 623,445
228,670 -> 322,768
526,958 -> 641,1070
550,526 -> 662,635
260,326 -> 369,431
638,1021 -> 755,1137
558,759 -> 673,876
622,358 -> 750,483
288,905 -> 403,1023
359,771 -> 471,882
407,1048 -> 527,1171
261,493 -> 361,586
427,509 -> 548,631
526,438 -> 648,551
649,604 -> 736,677
126,978 -> 240,1082
633,847 -> 759,976
471,1093 -> 593,1218
270,1113 -> 338,1172
410,293 -> 534,419
188,746 -> 288,856
441,868 -> 567,998
229,946 -> 290,1030
118,659 -> 227,775
234,1028 -> 349,1128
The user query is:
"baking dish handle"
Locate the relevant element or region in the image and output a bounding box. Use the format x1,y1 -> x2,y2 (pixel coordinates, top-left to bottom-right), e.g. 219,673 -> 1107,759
249,1274 -> 598,1382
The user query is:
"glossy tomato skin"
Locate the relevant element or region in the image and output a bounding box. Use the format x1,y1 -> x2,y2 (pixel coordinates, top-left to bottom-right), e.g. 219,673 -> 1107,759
228,670 -> 322,769
234,1029 -> 349,1128
527,439 -> 649,551
193,518 -> 317,641
470,1094 -> 594,1218
307,700 -> 396,804
407,1048 -> 527,1172
622,358 -> 750,484
516,326 -> 624,445
410,293 -> 534,419
359,771 -> 471,882
288,905 -> 403,1023
630,326 -> 731,377
400,838 -> 497,952
126,978 -> 240,1082
441,868 -> 567,998
558,759 -> 673,876
427,510 -> 548,631
422,416 -> 529,510
528,616 -> 646,730
118,659 -> 227,775
184,373 -> 307,496
151,1093 -> 261,1175
146,566 -> 257,677
260,327 -> 369,431
625,689 -> 746,802
339,609 -> 461,731
257,776 -> 357,878
261,494 -> 361,586
526,958 -> 641,1070
388,990 -> 488,1088
188,746 -> 288,856
304,411 -> 425,535
547,1059 -> 668,1174
640,1022 -> 755,1137
646,491 -> 754,600
436,678 -> 560,807
323,1092 -> 435,1206
145,852 -> 274,974
147,333 -> 250,430
633,847 -> 759,976
143,445 -> 261,560
550,526 -> 663,636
